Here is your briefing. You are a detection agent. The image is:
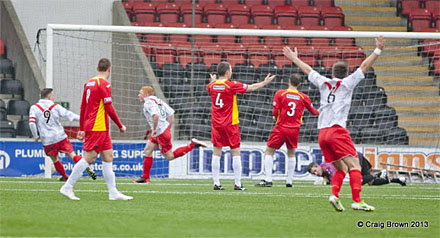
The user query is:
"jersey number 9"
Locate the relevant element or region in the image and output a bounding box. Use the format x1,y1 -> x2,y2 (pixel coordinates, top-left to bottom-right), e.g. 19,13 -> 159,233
43,110 -> 51,123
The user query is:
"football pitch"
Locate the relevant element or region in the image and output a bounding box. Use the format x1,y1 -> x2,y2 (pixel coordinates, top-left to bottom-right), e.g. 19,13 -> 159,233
0,177 -> 439,237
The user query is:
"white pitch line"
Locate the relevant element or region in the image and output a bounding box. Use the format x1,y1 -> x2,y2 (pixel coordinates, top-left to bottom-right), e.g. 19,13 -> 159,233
1,180 -> 439,190
1,188 -> 439,200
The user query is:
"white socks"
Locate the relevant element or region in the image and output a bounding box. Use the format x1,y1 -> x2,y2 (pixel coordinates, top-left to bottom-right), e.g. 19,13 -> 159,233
64,158 -> 89,190
286,157 -> 296,185
212,155 -> 221,186
102,161 -> 118,194
233,156 -> 242,187
264,155 -> 273,182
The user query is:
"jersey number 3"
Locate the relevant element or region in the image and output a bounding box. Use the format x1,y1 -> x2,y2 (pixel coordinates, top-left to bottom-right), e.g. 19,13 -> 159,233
215,93 -> 224,108
287,102 -> 296,117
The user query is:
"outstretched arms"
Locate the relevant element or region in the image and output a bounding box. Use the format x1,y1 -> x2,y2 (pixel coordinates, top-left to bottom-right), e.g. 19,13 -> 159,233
360,36 -> 385,74
247,73 -> 276,92
283,46 -> 313,76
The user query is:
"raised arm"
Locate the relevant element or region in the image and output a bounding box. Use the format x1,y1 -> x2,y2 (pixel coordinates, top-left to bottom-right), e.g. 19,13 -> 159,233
247,73 -> 276,92
57,105 -> 80,122
360,36 -> 385,74
283,46 -> 313,76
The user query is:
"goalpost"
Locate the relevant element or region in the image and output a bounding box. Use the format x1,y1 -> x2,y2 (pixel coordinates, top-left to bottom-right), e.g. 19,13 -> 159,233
39,24 -> 440,181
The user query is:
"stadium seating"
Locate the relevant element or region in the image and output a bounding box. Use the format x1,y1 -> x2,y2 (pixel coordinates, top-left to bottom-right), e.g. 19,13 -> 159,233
298,6 -> 320,27
251,5 -> 274,27
6,100 -> 30,116
156,2 -> 180,25
133,2 -> 156,24
120,0 -> 409,145
408,8 -> 432,32
274,6 -> 297,25
204,3 -> 227,25
180,3 -> 203,26
425,0 -> 440,11
0,120 -> 15,138
16,119 -> 31,137
321,6 -> 344,27
398,0 -> 422,16
313,0 -> 334,7
0,79 -> 23,97
290,0 -> 310,6
0,58 -> 14,77
228,4 -> 250,26
386,127 -> 409,145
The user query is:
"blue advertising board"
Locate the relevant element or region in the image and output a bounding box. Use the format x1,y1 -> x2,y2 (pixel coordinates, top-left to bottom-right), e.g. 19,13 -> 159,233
0,141 -> 169,177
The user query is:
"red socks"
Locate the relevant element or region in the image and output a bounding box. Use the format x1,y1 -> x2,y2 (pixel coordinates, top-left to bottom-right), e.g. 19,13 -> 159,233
53,161 -> 68,180
332,170 -> 345,198
142,156 -> 153,179
172,144 -> 195,158
349,169 -> 362,203
73,155 -> 82,163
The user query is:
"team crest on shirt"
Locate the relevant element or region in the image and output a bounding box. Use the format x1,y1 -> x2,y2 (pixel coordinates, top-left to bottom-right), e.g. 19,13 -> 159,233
286,94 -> 300,100
243,84 -> 248,89
104,97 -> 112,103
213,85 -> 225,90
86,81 -> 96,86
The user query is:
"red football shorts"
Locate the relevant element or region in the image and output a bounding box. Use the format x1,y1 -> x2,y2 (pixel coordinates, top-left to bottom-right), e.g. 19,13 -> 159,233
149,126 -> 173,154
83,131 -> 113,153
43,137 -> 74,157
318,125 -> 358,163
267,125 -> 300,150
211,124 -> 241,149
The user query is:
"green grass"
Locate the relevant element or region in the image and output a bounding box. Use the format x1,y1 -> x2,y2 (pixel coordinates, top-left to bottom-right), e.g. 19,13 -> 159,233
0,177 -> 439,237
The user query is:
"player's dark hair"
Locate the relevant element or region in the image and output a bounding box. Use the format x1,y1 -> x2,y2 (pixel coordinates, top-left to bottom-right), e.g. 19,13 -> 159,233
307,162 -> 318,173
97,58 -> 111,72
217,62 -> 231,77
40,88 -> 53,99
332,61 -> 348,79
289,74 -> 302,86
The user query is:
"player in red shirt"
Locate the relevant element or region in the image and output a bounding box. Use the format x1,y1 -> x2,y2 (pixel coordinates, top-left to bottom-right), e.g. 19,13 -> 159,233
60,58 -> 132,201
256,74 -> 319,188
207,62 -> 275,190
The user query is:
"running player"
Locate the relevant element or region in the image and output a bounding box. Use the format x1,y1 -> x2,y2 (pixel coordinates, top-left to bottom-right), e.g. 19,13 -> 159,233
60,58 -> 132,201
283,36 -> 386,211
207,61 -> 275,190
133,86 -> 207,184
29,88 -> 96,181
256,74 -> 319,188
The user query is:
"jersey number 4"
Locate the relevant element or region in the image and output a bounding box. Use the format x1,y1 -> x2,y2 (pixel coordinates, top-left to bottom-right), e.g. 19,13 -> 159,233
287,102 -> 296,117
215,93 -> 224,108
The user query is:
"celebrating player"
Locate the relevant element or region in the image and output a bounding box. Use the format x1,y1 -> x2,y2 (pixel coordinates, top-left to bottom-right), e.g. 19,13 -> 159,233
207,62 -> 275,191
133,86 -> 207,184
307,152 -> 407,186
29,88 -> 96,181
60,58 -> 132,201
256,74 -> 319,188
283,36 -> 386,211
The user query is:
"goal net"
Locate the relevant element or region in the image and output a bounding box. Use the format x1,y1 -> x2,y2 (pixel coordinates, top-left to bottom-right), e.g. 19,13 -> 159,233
36,24 -> 440,180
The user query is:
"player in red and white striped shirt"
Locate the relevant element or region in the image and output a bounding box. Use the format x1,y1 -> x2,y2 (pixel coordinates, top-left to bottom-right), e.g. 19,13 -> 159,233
29,88 -> 96,181
256,74 -> 319,188
283,36 -> 386,211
